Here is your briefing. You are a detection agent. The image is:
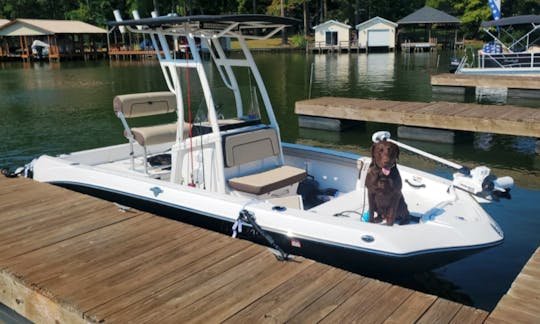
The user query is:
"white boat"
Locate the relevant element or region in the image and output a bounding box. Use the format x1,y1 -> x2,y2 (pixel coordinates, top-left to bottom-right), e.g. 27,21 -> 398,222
24,14 -> 510,272
456,15 -> 540,75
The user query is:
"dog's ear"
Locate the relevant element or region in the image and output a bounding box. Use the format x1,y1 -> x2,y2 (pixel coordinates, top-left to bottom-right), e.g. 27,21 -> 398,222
396,144 -> 400,160
371,143 -> 376,158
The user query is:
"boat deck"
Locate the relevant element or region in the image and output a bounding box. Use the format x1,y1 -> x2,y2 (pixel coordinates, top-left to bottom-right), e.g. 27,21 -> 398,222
0,176 -> 496,323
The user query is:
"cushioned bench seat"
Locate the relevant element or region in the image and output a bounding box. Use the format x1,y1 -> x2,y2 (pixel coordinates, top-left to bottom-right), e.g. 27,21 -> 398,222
129,123 -> 177,146
228,165 -> 307,195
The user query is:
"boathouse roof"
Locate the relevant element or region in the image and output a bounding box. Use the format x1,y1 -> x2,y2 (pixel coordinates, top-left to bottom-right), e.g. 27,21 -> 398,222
0,19 -> 9,28
312,20 -> 351,30
356,16 -> 397,30
0,19 -> 106,36
481,15 -> 540,28
397,6 -> 460,25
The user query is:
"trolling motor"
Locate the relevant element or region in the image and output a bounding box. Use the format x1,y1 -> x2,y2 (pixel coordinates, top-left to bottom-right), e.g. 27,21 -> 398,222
372,131 -> 513,201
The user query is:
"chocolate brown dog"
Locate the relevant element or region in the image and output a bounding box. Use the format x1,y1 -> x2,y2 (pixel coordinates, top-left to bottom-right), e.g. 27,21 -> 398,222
365,140 -> 410,226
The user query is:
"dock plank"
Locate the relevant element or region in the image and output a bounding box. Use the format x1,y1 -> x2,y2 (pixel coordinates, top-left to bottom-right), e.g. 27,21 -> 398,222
285,273 -> 370,323
88,234 -> 257,321
358,285 -> 415,324
450,307 -> 489,323
223,263 -> 345,323
416,299 -> 462,323
319,279 -> 392,323
295,97 -> 540,138
144,254 -> 313,323
383,291 -> 437,324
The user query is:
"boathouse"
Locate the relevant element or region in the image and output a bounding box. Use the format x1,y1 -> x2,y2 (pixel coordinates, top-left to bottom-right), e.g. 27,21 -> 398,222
355,16 -> 397,52
312,20 -> 353,53
0,19 -> 107,61
397,6 -> 461,51
0,19 -> 8,58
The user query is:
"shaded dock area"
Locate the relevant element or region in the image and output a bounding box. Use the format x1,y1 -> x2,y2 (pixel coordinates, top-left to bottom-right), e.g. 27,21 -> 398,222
0,176 -> 494,323
295,97 -> 540,138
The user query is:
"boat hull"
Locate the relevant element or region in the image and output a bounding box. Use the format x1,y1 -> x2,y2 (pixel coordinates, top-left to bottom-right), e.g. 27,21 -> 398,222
52,179 -> 502,273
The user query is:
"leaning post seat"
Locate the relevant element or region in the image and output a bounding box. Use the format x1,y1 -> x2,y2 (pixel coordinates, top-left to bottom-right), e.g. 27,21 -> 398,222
113,91 -> 178,173
224,128 -> 307,196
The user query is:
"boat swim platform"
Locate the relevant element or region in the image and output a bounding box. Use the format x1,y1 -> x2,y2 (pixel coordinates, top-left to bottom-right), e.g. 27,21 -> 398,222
0,176 -> 498,323
295,97 -> 540,139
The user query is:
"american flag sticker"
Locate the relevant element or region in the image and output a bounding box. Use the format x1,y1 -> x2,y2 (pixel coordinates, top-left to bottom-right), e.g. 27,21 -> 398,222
291,239 -> 302,248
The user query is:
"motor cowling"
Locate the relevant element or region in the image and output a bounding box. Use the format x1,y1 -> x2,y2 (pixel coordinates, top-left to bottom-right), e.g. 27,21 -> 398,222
452,166 -> 513,200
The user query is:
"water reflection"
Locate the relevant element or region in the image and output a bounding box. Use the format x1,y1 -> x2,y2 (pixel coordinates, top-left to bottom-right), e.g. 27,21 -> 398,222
313,54 -> 353,94
357,53 -> 395,92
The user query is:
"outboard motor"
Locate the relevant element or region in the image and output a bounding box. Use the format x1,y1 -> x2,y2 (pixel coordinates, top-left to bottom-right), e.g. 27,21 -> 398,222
452,166 -> 513,200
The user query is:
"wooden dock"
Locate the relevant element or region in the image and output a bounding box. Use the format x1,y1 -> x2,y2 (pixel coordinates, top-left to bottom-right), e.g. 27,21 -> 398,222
0,176 -> 495,323
431,74 -> 540,90
295,97 -> 540,138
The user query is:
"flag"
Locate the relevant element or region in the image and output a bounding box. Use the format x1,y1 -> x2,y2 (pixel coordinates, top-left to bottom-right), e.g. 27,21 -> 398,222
488,0 -> 501,20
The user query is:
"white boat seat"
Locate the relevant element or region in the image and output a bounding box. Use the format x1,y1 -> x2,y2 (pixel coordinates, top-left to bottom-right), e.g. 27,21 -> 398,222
228,165 -> 307,195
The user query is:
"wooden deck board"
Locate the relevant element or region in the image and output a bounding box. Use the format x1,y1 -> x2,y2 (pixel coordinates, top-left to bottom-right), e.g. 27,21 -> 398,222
383,291 -> 437,323
450,307 -> 489,323
284,273 -> 370,323
358,285 -> 415,323
416,299 -> 462,323
2,176 -> 536,323
320,279 -> 393,323
222,263 -> 344,323
295,97 -> 540,138
88,235 -> 256,321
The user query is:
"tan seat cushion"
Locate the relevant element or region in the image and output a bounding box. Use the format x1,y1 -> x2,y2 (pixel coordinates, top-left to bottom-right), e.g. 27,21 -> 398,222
223,128 -> 280,168
228,165 -> 307,195
129,123 -> 178,146
114,92 -> 176,117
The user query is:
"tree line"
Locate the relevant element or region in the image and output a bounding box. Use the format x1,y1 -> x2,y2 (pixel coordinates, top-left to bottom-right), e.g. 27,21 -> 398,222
0,0 -> 538,38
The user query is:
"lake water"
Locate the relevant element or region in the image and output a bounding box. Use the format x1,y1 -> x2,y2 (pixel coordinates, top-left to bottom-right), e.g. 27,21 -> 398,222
1,51 -> 539,311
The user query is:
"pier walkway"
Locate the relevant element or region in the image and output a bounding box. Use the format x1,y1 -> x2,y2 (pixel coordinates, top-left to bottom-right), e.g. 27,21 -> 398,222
0,176 -> 494,323
295,97 -> 540,138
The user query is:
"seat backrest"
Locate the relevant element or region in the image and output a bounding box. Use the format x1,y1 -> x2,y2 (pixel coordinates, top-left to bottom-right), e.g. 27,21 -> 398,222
223,128 -> 280,168
113,91 -> 176,118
